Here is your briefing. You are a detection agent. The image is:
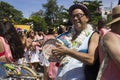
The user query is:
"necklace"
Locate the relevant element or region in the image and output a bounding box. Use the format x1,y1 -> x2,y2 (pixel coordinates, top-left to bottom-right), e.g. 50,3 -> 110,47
59,24 -> 93,65
71,24 -> 93,50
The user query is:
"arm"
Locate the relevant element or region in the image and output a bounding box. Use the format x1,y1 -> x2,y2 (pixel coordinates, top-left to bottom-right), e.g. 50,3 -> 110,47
53,32 -> 99,65
0,39 -> 4,53
67,32 -> 99,65
103,32 -> 120,67
25,38 -> 32,50
0,38 -> 8,62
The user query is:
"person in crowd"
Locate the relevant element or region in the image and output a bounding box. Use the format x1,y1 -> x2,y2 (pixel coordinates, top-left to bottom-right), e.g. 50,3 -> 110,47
35,31 -> 45,40
24,30 -> 35,64
18,31 -> 27,49
57,25 -> 67,34
46,27 -> 58,39
25,30 -> 41,72
34,31 -> 45,51
42,27 -> 59,80
96,18 -> 111,37
17,31 -> 27,64
97,18 -> 106,32
0,20 -> 24,63
52,3 -> 100,80
96,5 -> 120,80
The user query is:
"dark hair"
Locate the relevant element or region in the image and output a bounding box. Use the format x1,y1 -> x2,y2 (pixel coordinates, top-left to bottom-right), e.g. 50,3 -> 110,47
57,26 -> 63,34
47,27 -> 55,34
68,4 -> 91,21
97,18 -> 106,30
0,21 -> 24,60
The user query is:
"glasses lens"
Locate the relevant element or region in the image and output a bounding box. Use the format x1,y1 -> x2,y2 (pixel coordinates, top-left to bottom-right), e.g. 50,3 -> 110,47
72,13 -> 84,19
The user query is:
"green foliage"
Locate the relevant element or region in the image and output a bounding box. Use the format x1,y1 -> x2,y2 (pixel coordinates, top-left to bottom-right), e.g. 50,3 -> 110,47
0,0 -> 105,30
30,15 -> 48,32
106,14 -> 112,23
0,1 -> 23,23
20,18 -> 33,24
43,0 -> 59,26
79,0 -> 102,29
31,9 -> 45,17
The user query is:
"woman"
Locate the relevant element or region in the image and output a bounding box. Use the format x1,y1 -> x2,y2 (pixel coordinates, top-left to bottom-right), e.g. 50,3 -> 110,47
0,20 -> 24,63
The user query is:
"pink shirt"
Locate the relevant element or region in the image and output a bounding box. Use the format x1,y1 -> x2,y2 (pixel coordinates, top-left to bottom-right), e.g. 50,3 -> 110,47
99,28 -> 120,80
0,36 -> 13,62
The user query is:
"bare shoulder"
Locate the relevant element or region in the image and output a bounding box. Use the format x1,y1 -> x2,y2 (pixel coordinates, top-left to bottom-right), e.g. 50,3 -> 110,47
0,39 -> 3,46
89,32 -> 100,49
92,32 -> 99,37
0,39 -> 4,52
103,32 -> 119,42
91,32 -> 100,41
103,32 -> 120,47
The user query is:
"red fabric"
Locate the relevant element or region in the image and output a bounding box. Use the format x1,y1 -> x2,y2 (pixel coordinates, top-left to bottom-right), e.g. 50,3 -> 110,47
0,51 -> 5,57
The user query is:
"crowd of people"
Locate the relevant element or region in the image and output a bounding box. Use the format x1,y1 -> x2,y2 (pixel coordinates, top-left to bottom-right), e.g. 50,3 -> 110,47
0,2 -> 120,80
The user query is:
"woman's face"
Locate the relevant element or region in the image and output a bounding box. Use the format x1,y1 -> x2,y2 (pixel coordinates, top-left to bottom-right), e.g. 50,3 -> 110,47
71,9 -> 89,32
29,30 -> 35,37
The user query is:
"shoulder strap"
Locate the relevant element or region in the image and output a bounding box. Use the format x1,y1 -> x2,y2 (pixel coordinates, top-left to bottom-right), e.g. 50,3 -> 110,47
96,29 -> 110,80
88,31 -> 99,45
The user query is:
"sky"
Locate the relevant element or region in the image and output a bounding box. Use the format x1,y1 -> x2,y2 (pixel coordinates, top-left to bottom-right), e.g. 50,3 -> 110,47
0,0 -> 118,18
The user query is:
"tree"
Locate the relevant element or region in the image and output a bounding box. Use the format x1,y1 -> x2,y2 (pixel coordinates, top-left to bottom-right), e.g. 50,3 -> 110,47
43,0 -> 60,26
0,1 -> 23,24
56,5 -> 69,26
30,10 -> 48,32
29,15 -> 48,32
31,9 -> 45,18
81,0 -> 103,28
